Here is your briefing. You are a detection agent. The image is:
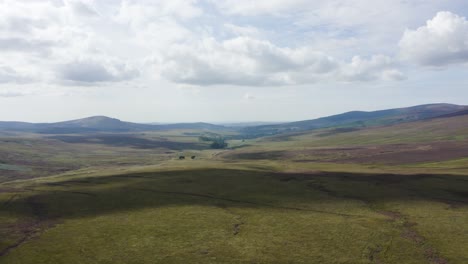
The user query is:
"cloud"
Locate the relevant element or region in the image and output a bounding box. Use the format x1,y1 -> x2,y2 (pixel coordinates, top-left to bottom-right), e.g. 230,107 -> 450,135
211,0 -> 440,30
66,0 -> 99,17
399,11 -> 468,66
0,0 -> 148,87
381,69 -> 407,81
0,66 -> 33,84
243,93 -> 255,100
340,55 -> 405,82
0,16 -> 48,34
224,24 -> 263,37
0,90 -> 26,97
160,37 -> 332,86
2,0 -> 450,89
210,0 -> 308,16
0,37 -> 53,55
58,60 -> 139,85
159,36 -> 403,86
210,1 -> 462,60
117,0 -> 202,24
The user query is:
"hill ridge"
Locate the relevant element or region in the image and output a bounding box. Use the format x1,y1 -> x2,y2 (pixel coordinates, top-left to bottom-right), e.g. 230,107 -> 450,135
0,103 -> 466,134
240,103 -> 468,137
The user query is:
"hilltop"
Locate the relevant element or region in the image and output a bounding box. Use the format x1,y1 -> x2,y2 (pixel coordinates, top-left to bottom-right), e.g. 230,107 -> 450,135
0,103 -> 466,135
240,103 -> 467,137
0,116 -> 227,134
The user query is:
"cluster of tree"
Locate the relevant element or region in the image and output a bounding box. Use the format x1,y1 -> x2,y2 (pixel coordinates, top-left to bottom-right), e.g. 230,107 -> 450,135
210,138 -> 227,149
199,133 -> 228,149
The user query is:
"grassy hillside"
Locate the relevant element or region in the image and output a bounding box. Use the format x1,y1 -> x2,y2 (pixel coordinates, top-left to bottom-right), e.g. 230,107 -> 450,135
1,166 -> 467,263
240,103 -> 467,137
289,113 -> 468,147
0,130 -> 218,183
1,110 -> 468,263
221,114 -> 468,173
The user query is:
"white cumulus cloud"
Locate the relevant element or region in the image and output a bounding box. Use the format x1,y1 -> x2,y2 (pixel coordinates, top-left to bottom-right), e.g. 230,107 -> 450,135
159,36 -> 403,86
399,11 -> 468,66
340,55 -> 404,82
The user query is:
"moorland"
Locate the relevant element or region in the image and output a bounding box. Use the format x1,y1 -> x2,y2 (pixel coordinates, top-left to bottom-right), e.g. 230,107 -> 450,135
0,103 -> 467,263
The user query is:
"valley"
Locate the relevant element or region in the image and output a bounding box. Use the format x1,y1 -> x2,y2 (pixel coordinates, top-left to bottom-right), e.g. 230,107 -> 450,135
0,104 -> 468,263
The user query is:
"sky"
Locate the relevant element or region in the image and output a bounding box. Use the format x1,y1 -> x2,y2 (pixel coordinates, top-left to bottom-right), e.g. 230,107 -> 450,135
0,0 -> 468,123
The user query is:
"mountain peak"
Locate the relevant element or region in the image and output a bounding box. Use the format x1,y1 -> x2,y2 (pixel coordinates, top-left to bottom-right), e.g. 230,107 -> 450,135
59,116 -> 123,127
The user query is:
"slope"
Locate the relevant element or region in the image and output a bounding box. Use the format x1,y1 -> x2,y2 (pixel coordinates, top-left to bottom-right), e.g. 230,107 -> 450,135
240,103 -> 467,137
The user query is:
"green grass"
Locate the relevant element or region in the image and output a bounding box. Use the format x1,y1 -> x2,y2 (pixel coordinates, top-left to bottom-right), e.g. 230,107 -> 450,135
1,119 -> 468,263
254,114 -> 468,148
1,168 -> 467,263
404,158 -> 468,169
0,131 -> 218,183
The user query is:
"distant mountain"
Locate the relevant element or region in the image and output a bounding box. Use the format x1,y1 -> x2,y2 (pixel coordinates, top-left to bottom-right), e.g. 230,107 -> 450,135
0,121 -> 37,131
35,116 -> 153,133
432,109 -> 468,119
56,116 -> 128,128
0,116 -> 227,134
1,104 -> 466,135
240,103 -> 468,137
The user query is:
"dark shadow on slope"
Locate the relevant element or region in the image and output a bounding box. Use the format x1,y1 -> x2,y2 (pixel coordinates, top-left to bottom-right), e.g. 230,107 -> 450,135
2,169 -> 468,257
2,169 -> 467,221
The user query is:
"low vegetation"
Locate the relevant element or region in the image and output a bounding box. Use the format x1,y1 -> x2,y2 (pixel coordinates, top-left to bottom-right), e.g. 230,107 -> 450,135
1,168 -> 467,263
0,105 -> 468,263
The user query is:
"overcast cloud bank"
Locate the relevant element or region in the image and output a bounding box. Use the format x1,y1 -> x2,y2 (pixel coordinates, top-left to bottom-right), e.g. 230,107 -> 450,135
0,0 -> 466,122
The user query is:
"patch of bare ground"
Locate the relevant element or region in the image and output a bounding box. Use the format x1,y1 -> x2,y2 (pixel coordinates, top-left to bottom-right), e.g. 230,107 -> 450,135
216,203 -> 245,236
228,213 -> 244,236
232,222 -> 242,235
368,245 -> 383,264
0,196 -> 58,257
378,211 -> 448,264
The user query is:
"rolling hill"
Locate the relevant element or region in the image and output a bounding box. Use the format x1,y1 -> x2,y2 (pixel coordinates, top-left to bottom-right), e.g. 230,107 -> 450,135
240,103 -> 468,137
0,103 -> 466,134
1,104 -> 468,263
0,116 -> 227,133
